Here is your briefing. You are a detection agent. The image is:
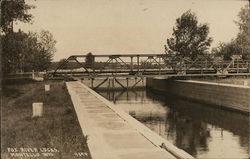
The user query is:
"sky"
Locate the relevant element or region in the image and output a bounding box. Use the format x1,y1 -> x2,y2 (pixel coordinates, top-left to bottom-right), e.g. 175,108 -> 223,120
15,0 -> 248,61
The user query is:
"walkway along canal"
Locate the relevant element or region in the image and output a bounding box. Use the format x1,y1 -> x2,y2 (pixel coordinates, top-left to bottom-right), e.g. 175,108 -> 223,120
66,81 -> 193,159
96,85 -> 250,158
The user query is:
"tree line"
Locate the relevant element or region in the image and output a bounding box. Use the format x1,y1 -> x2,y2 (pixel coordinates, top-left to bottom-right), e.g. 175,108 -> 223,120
165,5 -> 250,60
1,1 -> 249,75
1,0 -> 56,75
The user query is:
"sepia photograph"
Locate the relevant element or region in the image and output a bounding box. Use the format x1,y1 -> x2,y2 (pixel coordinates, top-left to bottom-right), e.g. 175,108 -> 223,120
1,0 -> 250,159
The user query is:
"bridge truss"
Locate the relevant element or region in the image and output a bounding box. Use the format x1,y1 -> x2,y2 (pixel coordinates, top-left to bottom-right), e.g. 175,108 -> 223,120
51,54 -> 250,89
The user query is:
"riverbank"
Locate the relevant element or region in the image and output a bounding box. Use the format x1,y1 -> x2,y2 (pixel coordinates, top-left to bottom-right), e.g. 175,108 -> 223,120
1,80 -> 91,159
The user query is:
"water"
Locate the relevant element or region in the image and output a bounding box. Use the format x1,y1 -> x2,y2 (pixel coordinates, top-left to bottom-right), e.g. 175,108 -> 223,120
96,88 -> 250,159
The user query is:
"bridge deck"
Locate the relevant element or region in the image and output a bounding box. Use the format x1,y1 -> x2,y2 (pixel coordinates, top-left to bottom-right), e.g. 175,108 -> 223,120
56,72 -> 250,78
66,81 -> 193,159
52,53 -> 250,78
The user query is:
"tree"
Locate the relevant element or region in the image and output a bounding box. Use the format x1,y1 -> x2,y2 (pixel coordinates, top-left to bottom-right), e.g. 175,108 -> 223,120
166,10 -> 212,60
212,5 -> 250,60
211,41 -> 241,60
235,5 -> 250,59
33,30 -> 56,71
1,0 -> 35,75
1,0 -> 35,34
85,52 -> 95,68
2,30 -> 56,74
2,30 -> 29,73
1,1 -> 56,75
57,59 -> 68,70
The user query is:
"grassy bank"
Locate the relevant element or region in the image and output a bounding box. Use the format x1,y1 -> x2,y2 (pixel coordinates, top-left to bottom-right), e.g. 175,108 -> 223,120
2,80 -> 91,159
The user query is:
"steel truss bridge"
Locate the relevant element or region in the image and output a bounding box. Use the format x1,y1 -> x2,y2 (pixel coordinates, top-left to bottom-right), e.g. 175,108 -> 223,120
51,54 -> 250,89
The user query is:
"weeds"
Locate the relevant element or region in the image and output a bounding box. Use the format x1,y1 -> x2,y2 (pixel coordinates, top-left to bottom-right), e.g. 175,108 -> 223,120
2,80 -> 91,159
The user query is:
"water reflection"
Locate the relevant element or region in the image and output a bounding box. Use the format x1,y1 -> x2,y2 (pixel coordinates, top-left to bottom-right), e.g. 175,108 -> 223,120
96,88 -> 250,159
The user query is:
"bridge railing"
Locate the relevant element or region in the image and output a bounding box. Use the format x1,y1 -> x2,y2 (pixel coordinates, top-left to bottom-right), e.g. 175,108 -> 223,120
51,54 -> 250,77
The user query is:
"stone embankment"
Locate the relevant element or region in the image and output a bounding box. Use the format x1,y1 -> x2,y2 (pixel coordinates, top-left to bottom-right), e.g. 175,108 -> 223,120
146,78 -> 250,113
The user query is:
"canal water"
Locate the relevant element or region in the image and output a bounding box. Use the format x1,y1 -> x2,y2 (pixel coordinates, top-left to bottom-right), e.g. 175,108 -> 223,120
96,88 -> 250,159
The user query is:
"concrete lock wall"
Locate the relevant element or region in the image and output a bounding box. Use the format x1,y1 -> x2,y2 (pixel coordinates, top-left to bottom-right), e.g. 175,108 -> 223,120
146,78 -> 250,113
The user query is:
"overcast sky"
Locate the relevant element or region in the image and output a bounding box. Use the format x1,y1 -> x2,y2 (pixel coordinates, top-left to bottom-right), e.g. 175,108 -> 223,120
15,0 -> 248,61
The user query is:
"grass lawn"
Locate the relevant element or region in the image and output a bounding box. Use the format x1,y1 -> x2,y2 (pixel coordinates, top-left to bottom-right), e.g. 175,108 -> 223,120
1,79 -> 91,159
